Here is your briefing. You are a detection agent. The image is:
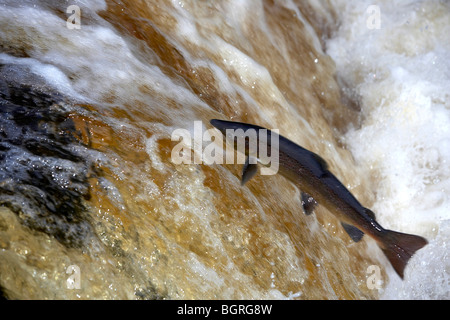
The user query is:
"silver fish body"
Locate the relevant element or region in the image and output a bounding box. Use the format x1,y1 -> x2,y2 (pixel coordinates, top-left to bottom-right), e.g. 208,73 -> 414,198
210,119 -> 428,279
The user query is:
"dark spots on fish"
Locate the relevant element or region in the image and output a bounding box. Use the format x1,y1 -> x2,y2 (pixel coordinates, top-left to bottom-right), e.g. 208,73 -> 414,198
0,63 -> 96,248
210,118 -> 428,279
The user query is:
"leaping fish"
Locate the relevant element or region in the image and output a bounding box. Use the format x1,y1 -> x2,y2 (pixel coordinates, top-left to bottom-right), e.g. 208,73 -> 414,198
210,119 -> 428,279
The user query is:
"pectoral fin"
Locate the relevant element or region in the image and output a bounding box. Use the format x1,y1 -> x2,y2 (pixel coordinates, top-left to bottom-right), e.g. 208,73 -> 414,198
341,222 -> 364,242
241,156 -> 258,186
301,192 -> 317,215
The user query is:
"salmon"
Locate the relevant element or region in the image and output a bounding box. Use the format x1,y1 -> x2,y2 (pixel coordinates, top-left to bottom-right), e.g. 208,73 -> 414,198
210,119 -> 428,279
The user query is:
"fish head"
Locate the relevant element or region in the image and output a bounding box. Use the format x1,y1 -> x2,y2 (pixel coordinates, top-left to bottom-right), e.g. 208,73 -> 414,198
210,119 -> 275,157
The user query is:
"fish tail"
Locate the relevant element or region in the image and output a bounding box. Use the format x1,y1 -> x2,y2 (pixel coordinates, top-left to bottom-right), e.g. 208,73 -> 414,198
379,230 -> 428,279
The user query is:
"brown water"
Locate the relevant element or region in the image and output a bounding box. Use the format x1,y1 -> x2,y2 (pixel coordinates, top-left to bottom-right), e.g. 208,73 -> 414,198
1,0 -> 447,300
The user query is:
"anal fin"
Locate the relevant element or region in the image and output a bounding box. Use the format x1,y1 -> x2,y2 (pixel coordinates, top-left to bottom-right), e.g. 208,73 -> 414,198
341,222 -> 364,242
301,192 -> 317,215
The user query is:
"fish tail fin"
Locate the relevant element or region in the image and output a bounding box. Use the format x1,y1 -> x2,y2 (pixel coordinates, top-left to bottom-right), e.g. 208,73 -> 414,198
380,230 -> 428,279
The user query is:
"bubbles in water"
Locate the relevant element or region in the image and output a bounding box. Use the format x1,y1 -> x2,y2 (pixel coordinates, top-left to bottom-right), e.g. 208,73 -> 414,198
326,0 -> 450,298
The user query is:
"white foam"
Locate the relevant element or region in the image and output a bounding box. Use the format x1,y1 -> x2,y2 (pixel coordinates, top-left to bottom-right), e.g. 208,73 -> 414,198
326,0 -> 450,298
3,0 -> 448,299
0,53 -> 84,101
0,3 -> 209,118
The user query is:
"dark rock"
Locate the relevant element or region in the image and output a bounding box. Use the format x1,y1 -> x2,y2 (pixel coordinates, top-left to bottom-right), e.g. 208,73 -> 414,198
0,63 -> 95,248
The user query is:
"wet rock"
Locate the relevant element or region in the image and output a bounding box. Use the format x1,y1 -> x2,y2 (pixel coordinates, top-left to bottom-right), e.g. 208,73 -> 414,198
0,1 -> 386,300
0,64 -> 94,248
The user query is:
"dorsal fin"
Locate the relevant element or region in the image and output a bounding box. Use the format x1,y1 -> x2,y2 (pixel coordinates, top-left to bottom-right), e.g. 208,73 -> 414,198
364,208 -> 376,220
312,153 -> 329,171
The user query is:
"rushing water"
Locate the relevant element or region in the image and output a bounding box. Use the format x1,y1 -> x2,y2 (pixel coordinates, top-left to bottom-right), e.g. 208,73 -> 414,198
0,0 -> 448,299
